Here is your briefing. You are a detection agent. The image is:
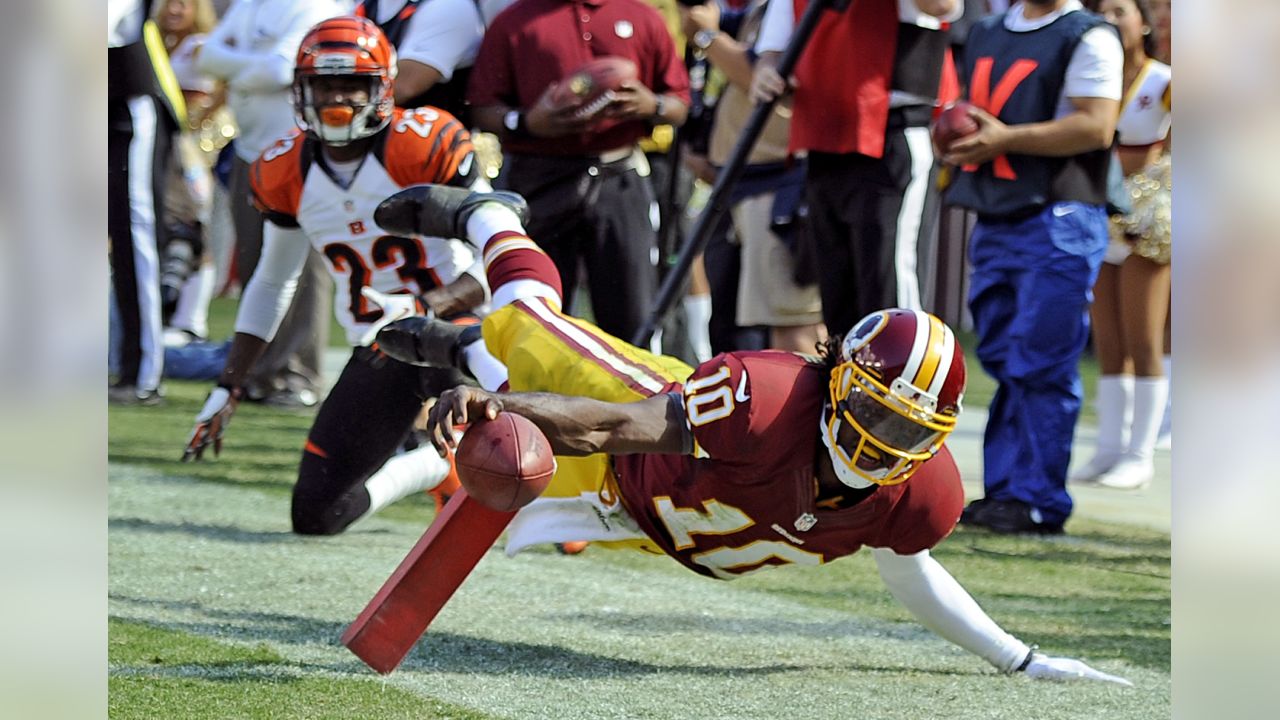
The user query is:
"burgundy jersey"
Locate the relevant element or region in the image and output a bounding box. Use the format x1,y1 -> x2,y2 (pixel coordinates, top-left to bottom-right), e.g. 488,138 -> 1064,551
613,351 -> 964,580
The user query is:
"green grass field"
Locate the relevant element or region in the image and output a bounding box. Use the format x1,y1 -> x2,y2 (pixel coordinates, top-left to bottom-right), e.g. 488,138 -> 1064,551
110,298 -> 1148,717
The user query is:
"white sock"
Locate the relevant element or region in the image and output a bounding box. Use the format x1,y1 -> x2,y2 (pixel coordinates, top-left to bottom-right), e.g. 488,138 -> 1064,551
1124,376 -> 1169,464
465,203 -> 527,255
1071,375 -> 1132,481
1158,355 -> 1172,440
169,263 -> 216,338
683,293 -> 713,363
462,338 -> 509,391
361,446 -> 453,521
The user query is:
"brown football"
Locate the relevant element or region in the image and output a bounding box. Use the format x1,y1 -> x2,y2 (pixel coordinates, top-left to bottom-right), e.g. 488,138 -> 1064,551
931,101 -> 980,154
548,56 -> 639,120
454,412 -> 556,512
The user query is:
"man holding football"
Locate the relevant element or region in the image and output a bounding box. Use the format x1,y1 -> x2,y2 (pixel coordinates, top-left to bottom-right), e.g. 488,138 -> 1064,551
368,183 -> 1134,685
182,18 -> 493,535
467,0 -> 690,342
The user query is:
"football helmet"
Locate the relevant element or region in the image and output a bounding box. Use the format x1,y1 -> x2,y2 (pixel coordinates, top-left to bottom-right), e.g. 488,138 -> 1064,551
820,309 -> 966,488
292,17 -> 397,146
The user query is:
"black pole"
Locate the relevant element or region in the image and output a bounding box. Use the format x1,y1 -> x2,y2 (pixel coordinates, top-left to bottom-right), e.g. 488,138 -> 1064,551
632,0 -> 847,347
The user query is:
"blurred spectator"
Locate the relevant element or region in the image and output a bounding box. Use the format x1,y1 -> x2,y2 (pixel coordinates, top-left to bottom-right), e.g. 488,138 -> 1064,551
1149,0 -> 1169,63
354,0 -> 485,121
1071,0 -> 1170,489
946,0 -> 1122,534
468,0 -> 691,342
197,0 -> 346,407
109,0 -> 186,404
682,0 -> 825,352
152,0 -> 223,343
751,0 -> 963,338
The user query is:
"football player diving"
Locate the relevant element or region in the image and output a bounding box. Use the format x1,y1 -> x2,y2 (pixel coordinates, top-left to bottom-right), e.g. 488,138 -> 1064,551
182,17 -> 497,535
366,183 -> 1135,685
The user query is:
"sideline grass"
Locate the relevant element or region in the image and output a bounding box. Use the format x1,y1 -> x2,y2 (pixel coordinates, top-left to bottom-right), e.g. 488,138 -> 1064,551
109,377 -> 1167,719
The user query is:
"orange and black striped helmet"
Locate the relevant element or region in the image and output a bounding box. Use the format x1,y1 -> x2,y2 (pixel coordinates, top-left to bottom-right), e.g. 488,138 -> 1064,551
292,16 -> 397,146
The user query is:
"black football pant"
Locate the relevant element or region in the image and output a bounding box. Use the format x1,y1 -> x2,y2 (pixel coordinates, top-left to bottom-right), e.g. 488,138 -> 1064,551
291,348 -> 470,535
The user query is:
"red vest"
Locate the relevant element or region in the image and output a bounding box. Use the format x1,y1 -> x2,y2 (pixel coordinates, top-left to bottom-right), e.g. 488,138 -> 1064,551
790,0 -> 959,158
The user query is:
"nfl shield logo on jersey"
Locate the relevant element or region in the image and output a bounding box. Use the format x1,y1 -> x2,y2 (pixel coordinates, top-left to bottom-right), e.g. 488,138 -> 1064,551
794,513 -> 817,532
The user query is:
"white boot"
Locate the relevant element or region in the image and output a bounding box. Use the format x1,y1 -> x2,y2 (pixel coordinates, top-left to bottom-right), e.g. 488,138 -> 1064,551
1097,376 -> 1168,490
1155,355 -> 1172,449
359,446 -> 455,523
1070,375 -> 1133,483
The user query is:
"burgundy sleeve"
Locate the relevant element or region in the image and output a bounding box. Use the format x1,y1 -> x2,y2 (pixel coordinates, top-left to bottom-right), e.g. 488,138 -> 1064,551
683,354 -> 751,460
879,446 -> 965,554
466,16 -> 517,108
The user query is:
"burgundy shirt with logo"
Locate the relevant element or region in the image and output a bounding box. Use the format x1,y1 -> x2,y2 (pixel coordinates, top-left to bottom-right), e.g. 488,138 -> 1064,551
467,0 -> 691,156
614,351 -> 964,580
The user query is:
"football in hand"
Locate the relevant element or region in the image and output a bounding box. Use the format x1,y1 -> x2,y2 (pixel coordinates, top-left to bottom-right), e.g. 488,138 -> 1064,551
549,56 -> 639,120
454,412 -> 556,512
931,102 -> 980,154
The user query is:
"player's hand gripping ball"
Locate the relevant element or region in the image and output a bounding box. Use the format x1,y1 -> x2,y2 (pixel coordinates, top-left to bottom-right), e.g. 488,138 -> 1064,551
549,57 -> 639,120
931,101 -> 980,155
455,413 -> 556,512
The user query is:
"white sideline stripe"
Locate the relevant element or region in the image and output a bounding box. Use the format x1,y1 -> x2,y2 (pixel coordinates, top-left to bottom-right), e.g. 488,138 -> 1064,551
523,299 -> 667,395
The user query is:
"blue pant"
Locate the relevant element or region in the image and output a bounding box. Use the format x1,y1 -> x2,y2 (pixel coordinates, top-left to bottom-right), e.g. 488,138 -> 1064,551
968,202 -> 1108,525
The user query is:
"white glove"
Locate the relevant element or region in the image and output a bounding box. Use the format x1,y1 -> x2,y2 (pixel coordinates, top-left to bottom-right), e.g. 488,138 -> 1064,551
358,287 -> 426,347
182,386 -> 240,461
1023,653 -> 1133,687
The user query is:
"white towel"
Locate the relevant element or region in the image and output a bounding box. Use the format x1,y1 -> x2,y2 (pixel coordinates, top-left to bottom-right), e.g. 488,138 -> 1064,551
505,493 -> 648,556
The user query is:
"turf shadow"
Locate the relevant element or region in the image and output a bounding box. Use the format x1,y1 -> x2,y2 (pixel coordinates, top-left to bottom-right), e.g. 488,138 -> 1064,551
109,517 -> 296,544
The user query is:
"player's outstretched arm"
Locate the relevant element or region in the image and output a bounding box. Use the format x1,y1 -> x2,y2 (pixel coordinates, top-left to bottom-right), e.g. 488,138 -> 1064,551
184,225 -> 309,461
425,386 -> 686,458
872,548 -> 1133,686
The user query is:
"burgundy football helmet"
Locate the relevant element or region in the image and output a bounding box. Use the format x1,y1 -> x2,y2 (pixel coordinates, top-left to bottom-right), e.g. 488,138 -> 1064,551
821,309 -> 966,487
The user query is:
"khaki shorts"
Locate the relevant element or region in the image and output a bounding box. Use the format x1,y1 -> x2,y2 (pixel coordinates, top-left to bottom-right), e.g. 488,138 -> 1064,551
732,193 -> 823,327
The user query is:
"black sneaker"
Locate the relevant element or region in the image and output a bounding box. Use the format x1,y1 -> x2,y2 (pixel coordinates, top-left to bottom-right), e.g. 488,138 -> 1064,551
979,499 -> 1065,536
375,316 -> 482,368
374,184 -> 529,242
959,497 -> 995,527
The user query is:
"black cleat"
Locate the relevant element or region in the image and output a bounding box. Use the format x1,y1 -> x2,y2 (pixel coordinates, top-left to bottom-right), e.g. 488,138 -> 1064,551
374,184 -> 529,242
375,316 -> 481,369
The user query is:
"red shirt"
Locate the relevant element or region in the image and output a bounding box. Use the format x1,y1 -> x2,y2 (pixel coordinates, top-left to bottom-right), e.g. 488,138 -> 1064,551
614,351 -> 964,580
468,0 -> 690,156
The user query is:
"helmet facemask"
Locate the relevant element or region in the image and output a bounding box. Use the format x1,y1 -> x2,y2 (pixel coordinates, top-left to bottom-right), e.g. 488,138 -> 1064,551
822,358 -> 960,487
296,70 -> 391,147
